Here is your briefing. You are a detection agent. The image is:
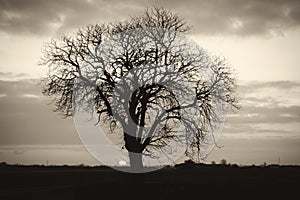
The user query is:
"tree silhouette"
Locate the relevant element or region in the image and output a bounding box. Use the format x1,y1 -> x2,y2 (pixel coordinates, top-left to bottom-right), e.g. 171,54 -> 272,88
40,7 -> 239,171
220,159 -> 227,165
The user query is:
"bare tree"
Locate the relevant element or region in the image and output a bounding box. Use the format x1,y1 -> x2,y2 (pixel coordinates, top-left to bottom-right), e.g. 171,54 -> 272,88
39,7 -> 239,171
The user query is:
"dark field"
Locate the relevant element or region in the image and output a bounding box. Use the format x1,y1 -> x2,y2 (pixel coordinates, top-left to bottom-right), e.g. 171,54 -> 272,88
1,163 -> 300,199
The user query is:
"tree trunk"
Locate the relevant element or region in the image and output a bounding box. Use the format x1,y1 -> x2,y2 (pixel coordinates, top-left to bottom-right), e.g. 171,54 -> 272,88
128,152 -> 145,184
124,132 -> 144,173
128,151 -> 143,173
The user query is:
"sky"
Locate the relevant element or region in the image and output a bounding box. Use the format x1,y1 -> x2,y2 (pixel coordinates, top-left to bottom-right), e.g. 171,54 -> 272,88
0,0 -> 300,166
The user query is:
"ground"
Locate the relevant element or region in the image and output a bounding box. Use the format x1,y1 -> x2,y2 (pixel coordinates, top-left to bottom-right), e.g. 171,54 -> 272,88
1,163 -> 299,199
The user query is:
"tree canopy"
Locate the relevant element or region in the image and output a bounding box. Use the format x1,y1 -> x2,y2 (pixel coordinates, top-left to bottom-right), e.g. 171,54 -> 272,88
40,7 -> 239,171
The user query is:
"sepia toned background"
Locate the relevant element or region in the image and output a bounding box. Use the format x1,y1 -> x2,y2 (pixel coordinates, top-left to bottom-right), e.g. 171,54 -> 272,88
0,0 -> 299,165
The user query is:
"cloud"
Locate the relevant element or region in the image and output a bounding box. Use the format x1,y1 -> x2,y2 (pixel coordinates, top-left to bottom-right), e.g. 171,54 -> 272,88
1,0 -> 300,36
0,79 -> 40,96
0,78 -> 299,165
0,78 -> 299,147
238,80 -> 300,107
0,78 -> 299,166
174,0 -> 300,36
0,0 -> 145,35
227,105 -> 300,124
0,72 -> 31,81
222,80 -> 300,139
22,94 -> 41,99
0,0 -> 89,35
225,80 -> 300,127
13,149 -> 25,155
0,79 -> 79,145
223,121 -> 300,140
240,80 -> 300,92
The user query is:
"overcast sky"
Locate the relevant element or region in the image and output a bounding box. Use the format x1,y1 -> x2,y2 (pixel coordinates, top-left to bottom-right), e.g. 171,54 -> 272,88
0,0 -> 299,165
